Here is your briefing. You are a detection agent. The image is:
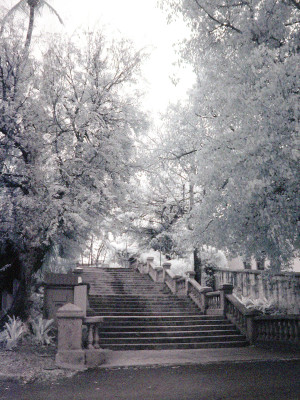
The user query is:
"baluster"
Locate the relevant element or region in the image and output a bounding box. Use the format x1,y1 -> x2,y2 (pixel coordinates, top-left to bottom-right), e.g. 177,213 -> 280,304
87,324 -> 94,349
287,320 -> 293,342
269,321 -> 273,340
290,320 -> 296,342
284,320 -> 288,341
257,323 -> 262,340
94,324 -> 100,349
275,320 -> 279,341
280,320 -> 285,341
262,322 -> 266,340
278,320 -> 282,341
260,321 -> 266,340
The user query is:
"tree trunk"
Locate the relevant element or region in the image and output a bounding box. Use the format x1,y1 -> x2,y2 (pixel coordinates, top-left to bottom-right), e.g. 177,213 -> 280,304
24,5 -> 35,55
9,247 -> 45,320
193,248 -> 202,284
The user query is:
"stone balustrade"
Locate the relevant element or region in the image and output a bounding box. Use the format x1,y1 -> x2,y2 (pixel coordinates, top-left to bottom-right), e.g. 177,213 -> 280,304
143,259 -> 300,347
54,260 -> 300,368
55,303 -> 106,370
254,315 -> 300,344
213,268 -> 300,313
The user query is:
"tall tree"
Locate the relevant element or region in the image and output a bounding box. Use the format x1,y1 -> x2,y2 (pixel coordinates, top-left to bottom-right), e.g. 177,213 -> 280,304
160,0 -> 300,270
1,0 -> 63,54
0,25 -> 146,317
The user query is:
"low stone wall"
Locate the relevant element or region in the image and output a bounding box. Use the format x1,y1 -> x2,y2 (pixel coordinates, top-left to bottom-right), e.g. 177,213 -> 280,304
214,268 -> 300,313
43,272 -> 88,322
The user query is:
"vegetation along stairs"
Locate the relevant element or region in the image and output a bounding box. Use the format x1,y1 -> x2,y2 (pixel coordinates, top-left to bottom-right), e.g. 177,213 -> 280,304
80,267 -> 248,350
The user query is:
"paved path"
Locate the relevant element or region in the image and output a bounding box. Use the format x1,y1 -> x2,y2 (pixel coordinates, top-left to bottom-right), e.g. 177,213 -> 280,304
101,345 -> 300,368
1,360 -> 299,400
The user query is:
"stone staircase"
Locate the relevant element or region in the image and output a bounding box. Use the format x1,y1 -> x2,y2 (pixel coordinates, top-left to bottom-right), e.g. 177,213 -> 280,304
81,267 -> 248,350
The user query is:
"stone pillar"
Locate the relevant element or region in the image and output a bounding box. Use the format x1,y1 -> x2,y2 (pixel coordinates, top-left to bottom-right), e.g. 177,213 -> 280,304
219,284 -> 233,316
147,257 -> 154,268
162,262 -> 171,282
73,267 -> 83,274
55,303 -> 85,370
74,284 -> 88,317
200,287 -> 213,314
186,271 -> 196,279
245,313 -> 258,344
185,271 -> 196,296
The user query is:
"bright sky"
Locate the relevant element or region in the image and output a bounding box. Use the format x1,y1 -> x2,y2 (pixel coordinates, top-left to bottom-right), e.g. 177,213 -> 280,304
2,0 -> 195,115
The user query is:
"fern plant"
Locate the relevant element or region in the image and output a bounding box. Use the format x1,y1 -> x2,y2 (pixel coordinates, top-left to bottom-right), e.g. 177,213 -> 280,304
0,316 -> 25,350
237,295 -> 278,314
31,317 -> 55,345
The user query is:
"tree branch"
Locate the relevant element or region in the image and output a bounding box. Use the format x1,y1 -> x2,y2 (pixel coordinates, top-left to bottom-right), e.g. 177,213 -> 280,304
194,0 -> 243,34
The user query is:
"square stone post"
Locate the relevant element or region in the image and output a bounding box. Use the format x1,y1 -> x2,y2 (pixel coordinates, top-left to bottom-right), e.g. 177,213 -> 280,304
245,312 -> 258,344
147,257 -> 154,268
200,287 -> 213,314
162,262 -> 171,282
219,284 -> 233,316
185,271 -> 196,296
55,303 -> 86,370
74,284 -> 88,317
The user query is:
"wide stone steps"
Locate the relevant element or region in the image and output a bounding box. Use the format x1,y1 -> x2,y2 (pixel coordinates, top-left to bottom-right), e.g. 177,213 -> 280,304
78,267 -> 248,350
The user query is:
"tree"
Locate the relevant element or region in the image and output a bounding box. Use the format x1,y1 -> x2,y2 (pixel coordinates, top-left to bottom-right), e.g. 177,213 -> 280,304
0,23 -> 146,317
160,0 -> 300,270
1,0 -> 63,54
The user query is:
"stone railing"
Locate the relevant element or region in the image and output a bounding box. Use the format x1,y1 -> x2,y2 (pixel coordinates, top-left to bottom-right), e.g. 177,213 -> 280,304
254,315 -> 299,345
225,294 -> 299,346
55,303 -> 106,370
84,316 -> 104,349
225,294 -> 258,339
164,269 -> 186,295
142,259 -> 299,347
213,268 -> 300,313
206,291 -> 221,314
148,259 -> 164,283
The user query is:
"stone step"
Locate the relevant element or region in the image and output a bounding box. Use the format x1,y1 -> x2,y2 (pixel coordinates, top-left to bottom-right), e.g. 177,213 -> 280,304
89,306 -> 200,312
97,341 -> 248,351
89,299 -> 198,306
88,307 -> 202,316
99,329 -> 238,338
87,311 -> 204,317
99,334 -> 246,344
88,299 -> 199,306
88,295 -> 183,301
100,324 -> 235,332
88,315 -> 226,322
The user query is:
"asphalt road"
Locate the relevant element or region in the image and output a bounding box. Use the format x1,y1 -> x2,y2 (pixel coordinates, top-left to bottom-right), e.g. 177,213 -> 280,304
1,361 -> 299,400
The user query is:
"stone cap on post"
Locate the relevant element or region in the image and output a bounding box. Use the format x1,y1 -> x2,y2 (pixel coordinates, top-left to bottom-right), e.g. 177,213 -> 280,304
73,267 -> 84,274
162,262 -> 171,270
199,286 -> 214,294
186,271 -> 196,279
219,283 -> 234,294
56,303 -> 85,319
44,272 -> 79,286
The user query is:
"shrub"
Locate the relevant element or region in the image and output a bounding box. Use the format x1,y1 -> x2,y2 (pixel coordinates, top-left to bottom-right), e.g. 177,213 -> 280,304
0,316 -> 25,350
30,317 -> 55,345
235,295 -> 293,315
203,262 -> 216,289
